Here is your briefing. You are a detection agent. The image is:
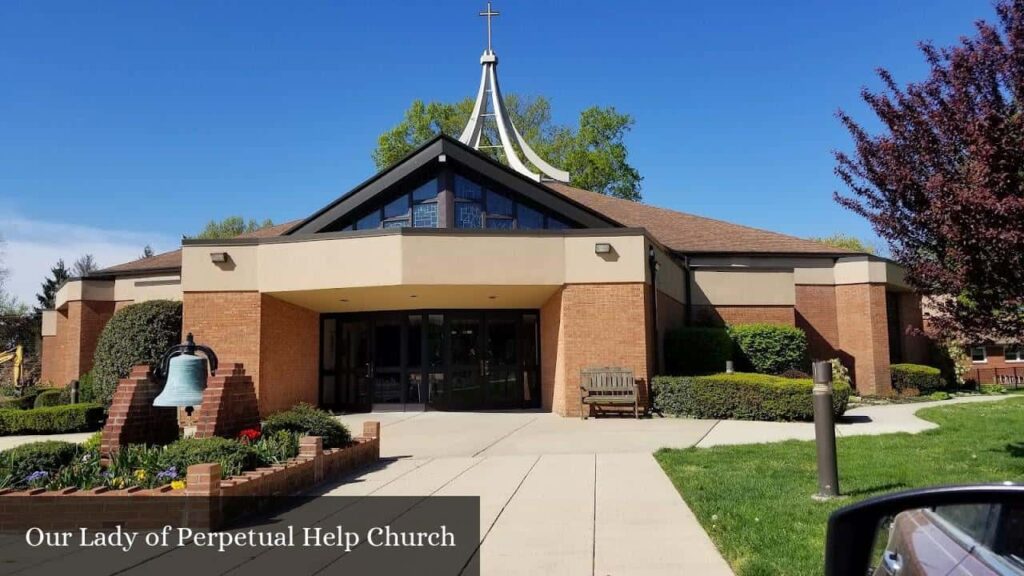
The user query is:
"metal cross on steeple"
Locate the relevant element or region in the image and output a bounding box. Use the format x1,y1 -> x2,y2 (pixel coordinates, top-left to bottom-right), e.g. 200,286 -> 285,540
460,2 -> 570,182
479,2 -> 499,53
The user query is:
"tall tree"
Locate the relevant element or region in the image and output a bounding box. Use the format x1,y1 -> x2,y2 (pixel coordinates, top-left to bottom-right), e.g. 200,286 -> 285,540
35,259 -> 70,312
373,95 -> 643,201
834,0 -> 1024,340
807,233 -> 877,254
72,254 -> 98,277
194,217 -> 275,240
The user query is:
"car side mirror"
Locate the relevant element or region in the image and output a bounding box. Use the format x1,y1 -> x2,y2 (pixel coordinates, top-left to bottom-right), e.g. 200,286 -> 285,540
825,484 -> 1024,576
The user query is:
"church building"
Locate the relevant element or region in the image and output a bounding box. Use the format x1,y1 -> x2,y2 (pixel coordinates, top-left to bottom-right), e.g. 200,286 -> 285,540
39,6 -> 928,416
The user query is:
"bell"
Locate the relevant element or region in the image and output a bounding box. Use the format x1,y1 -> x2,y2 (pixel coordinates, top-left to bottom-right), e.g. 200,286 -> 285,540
153,354 -> 208,409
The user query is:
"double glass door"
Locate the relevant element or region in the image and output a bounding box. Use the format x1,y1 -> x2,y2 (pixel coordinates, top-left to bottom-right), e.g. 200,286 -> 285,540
320,310 -> 540,412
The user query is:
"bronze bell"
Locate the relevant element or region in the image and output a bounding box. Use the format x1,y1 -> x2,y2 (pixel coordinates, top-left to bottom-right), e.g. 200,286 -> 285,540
153,333 -> 218,416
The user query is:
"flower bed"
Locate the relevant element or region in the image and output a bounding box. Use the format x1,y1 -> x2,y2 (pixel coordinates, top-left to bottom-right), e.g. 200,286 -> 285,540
0,422 -> 381,531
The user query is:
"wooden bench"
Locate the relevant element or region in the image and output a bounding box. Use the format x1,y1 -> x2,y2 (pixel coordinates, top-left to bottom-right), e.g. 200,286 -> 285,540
579,367 -> 639,419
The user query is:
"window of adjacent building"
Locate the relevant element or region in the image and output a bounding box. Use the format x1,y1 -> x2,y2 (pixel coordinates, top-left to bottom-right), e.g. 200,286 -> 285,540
1005,345 -> 1023,363
971,346 -> 988,363
412,180 -> 439,228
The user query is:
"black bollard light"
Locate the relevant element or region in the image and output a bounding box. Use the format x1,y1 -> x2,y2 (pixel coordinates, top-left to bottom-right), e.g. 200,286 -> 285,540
812,360 -> 840,499
70,380 -> 80,405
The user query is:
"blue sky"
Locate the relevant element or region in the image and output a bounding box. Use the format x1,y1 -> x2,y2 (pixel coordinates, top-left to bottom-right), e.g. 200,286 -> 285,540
0,0 -> 998,303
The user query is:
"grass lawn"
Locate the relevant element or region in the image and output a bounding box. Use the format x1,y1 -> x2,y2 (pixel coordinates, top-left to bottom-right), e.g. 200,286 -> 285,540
655,398 -> 1024,576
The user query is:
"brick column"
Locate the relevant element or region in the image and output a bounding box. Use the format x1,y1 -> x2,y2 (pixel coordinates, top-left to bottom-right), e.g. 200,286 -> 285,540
836,284 -> 892,396
300,436 -> 324,483
194,362 -> 261,439
184,463 -> 222,530
101,365 -> 179,457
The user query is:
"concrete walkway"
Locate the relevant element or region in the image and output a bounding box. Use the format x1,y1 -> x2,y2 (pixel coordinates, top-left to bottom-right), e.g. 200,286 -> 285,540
331,411 -> 731,575
326,394 -> 1015,576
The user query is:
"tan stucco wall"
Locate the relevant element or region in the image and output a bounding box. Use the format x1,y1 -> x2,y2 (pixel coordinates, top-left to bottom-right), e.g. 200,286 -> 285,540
41,310 -> 57,337
112,274 -> 182,303
690,270 -> 795,306
55,275 -> 181,309
182,233 -> 669,300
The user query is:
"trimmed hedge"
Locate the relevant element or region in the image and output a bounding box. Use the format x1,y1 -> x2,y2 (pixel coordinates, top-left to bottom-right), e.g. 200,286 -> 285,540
0,404 -> 105,435
890,363 -> 946,395
664,327 -> 733,375
92,300 -> 182,407
33,389 -> 64,409
0,392 -> 38,411
0,441 -> 81,485
728,323 -> 808,375
652,372 -> 851,422
262,403 -> 351,449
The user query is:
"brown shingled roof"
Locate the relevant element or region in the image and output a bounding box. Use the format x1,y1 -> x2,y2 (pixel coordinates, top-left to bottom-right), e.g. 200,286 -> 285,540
545,182 -> 854,255
94,219 -> 302,276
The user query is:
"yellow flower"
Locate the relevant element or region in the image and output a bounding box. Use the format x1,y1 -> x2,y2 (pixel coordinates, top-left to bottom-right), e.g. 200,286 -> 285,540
171,480 -> 186,490
134,469 -> 147,481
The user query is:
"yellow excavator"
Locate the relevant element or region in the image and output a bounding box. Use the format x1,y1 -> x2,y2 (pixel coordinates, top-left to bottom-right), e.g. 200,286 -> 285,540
0,345 -> 23,387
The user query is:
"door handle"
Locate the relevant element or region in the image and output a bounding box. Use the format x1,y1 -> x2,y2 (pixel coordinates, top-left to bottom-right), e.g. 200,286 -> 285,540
880,550 -> 902,575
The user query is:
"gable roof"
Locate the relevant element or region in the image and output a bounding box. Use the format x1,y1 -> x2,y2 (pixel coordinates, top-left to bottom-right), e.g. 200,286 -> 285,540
285,135 -> 618,235
545,183 -> 855,256
93,220 -> 301,277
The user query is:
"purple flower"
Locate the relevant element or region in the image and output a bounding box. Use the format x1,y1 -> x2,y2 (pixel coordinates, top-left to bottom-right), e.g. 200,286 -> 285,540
24,471 -> 48,483
155,467 -> 178,482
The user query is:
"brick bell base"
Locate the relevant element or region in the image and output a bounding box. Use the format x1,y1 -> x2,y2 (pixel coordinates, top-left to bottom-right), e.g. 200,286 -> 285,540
194,362 -> 261,439
101,365 -> 179,457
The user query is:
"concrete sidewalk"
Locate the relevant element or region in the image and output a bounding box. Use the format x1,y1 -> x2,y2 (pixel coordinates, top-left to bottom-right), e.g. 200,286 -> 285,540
693,393 -> 1013,448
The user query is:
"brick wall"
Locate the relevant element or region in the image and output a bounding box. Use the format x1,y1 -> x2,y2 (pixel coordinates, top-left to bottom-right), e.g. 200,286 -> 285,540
183,291 -> 262,409
42,300 -> 116,387
540,283 -> 651,417
836,283 -> 892,395
40,336 -> 59,386
258,294 -> 319,416
182,292 -> 319,418
692,304 -> 795,327
795,285 -> 840,361
539,289 -> 564,413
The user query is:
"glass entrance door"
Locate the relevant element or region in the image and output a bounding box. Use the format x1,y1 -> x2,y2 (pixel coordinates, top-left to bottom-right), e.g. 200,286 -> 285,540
372,316 -> 403,409
320,310 -> 541,412
448,314 -> 483,409
484,313 -> 520,409
320,317 -> 372,412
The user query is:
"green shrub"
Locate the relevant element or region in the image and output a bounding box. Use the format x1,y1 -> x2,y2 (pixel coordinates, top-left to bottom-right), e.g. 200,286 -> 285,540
0,441 -> 81,486
82,431 -> 102,452
0,404 -> 105,435
91,300 -> 182,407
929,391 -> 952,401
33,389 -> 64,409
728,324 -> 808,374
664,327 -> 733,375
59,372 -> 96,404
652,372 -> 851,421
890,364 -> 946,394
159,437 -> 257,478
981,384 -> 1007,395
0,393 -> 37,410
251,430 -> 301,466
262,403 -> 351,449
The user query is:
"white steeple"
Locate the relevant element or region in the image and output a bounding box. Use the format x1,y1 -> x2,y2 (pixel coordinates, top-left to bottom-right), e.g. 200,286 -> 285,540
459,2 -> 570,183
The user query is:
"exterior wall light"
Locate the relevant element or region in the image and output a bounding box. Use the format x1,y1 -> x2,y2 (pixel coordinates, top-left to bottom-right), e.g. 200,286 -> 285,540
209,252 -> 229,264
594,243 -> 612,254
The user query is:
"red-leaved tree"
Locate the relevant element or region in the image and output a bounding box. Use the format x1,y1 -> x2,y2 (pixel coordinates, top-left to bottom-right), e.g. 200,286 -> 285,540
835,0 -> 1024,341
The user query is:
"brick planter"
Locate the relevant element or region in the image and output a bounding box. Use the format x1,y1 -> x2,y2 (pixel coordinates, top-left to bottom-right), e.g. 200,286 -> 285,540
0,421 -> 381,531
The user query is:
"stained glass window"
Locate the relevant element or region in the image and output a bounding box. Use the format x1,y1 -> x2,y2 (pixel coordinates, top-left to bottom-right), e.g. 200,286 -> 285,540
487,189 -> 513,217
454,175 -> 482,200
486,218 -> 513,230
547,216 -> 569,230
356,211 -> 381,230
383,220 -> 408,229
413,203 -> 437,228
517,203 -> 544,229
384,195 -> 409,219
456,203 -> 482,228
